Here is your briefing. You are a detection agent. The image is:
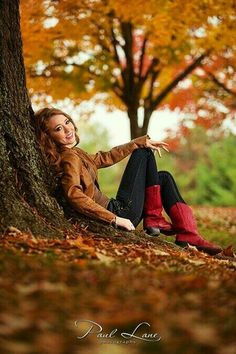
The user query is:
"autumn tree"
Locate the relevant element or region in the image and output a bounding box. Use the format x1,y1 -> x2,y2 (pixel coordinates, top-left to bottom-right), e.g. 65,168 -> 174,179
21,0 -> 236,138
0,0 -> 70,237
166,54 -> 236,135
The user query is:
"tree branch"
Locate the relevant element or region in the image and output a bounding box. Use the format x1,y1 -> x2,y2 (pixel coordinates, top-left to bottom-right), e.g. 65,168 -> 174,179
144,68 -> 160,106
151,53 -> 206,109
112,81 -> 124,98
121,22 -> 135,92
205,70 -> 236,97
110,24 -> 122,67
138,36 -> 148,80
141,57 -> 159,83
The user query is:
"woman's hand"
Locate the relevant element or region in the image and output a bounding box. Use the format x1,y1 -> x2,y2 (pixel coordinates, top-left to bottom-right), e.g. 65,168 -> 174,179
114,216 -> 135,231
146,139 -> 169,158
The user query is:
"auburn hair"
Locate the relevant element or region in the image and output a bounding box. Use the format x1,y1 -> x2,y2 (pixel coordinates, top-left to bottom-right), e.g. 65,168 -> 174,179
34,107 -> 80,174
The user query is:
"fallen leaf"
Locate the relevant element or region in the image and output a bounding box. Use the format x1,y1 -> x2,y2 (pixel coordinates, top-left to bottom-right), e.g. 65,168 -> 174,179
188,259 -> 206,266
153,249 -> 170,256
6,226 -> 22,235
222,245 -> 235,258
96,252 -> 115,265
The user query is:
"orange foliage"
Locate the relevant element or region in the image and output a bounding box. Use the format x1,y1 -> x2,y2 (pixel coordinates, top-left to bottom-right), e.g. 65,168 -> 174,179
20,0 -> 236,135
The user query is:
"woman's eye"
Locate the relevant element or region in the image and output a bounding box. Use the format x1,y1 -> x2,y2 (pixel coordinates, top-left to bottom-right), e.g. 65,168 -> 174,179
66,119 -> 71,125
55,126 -> 62,131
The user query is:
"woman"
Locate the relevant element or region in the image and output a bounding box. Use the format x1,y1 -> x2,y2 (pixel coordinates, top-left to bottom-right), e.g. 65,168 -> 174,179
34,107 -> 222,256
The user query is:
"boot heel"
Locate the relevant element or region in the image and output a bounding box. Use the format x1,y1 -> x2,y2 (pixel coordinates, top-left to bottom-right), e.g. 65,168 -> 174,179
175,240 -> 189,248
144,226 -> 160,236
160,228 -> 176,236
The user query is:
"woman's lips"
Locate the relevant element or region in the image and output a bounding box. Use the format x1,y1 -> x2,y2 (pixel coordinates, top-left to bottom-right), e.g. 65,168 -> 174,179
66,132 -> 74,139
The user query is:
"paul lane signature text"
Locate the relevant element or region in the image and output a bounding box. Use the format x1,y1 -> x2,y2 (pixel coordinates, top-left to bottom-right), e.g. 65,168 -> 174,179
74,320 -> 161,342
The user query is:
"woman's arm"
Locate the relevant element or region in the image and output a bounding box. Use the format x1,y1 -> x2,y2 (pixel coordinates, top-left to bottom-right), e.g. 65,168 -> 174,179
91,135 -> 150,169
60,152 -> 116,224
60,151 -> 136,231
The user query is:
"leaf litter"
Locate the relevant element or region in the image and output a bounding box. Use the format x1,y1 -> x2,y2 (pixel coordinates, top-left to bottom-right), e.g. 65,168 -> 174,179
0,206 -> 235,354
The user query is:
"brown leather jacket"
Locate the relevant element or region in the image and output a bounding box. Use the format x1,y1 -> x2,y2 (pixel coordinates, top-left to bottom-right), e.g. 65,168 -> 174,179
59,135 -> 149,223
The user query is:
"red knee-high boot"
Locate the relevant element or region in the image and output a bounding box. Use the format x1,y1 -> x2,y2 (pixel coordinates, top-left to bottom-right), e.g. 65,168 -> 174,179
143,185 -> 174,236
169,202 -> 222,255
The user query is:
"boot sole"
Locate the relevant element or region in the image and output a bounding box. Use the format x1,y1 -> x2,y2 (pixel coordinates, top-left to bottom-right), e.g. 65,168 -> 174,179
160,229 -> 176,236
144,227 -> 160,237
175,241 -> 222,255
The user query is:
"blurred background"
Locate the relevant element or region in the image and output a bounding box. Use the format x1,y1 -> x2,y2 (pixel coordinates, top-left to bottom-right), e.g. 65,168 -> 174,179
20,0 -> 236,206
1,3 -> 235,354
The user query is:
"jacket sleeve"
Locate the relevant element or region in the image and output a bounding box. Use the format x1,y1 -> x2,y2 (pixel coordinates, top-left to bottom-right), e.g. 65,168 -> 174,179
91,135 -> 150,169
60,152 -> 116,224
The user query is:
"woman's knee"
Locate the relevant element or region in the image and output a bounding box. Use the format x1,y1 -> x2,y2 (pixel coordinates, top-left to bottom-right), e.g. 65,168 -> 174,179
131,147 -> 153,158
158,170 -> 174,181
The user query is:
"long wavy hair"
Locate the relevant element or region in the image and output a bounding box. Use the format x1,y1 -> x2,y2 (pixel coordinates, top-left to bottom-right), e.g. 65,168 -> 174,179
34,107 -> 80,174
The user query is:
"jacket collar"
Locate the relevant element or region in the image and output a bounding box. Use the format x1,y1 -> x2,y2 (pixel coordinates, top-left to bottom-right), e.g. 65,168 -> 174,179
58,141 -> 80,152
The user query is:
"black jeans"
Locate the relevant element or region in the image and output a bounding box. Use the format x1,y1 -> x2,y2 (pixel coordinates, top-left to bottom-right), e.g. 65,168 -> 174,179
107,148 -> 185,227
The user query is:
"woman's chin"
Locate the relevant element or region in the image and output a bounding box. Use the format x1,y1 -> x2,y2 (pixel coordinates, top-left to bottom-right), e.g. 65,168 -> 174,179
64,139 -> 77,147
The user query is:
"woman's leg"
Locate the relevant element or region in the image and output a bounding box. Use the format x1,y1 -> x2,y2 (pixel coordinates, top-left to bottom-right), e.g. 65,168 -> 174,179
158,171 -> 222,255
108,150 -> 221,255
158,170 -> 186,213
107,148 -> 158,227
108,148 -> 172,232
142,156 -> 174,235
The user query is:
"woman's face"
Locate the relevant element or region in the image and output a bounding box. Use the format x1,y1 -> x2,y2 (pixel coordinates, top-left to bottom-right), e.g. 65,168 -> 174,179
47,114 -> 76,147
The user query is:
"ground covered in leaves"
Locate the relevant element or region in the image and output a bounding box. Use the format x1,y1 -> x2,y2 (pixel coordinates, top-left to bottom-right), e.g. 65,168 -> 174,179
0,207 -> 236,354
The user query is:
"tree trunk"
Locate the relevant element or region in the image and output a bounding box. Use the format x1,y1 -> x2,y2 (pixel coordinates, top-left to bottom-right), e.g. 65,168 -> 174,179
0,0 -> 71,238
142,108 -> 153,137
128,106 -> 154,138
128,108 -> 142,139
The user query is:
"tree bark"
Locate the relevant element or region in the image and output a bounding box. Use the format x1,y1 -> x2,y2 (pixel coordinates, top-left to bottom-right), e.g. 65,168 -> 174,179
128,108 -> 142,139
0,0 -> 71,238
